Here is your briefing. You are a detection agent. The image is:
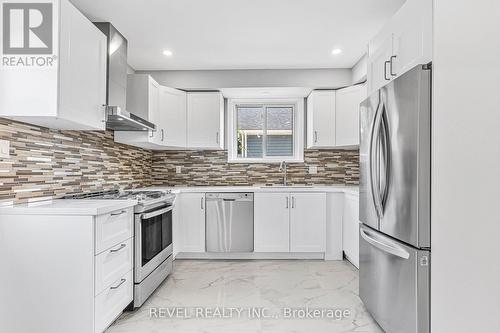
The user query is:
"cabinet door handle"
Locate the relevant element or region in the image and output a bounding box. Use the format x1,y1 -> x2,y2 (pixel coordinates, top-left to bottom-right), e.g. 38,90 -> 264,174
216,132 -> 219,144
111,210 -> 126,216
285,196 -> 289,209
314,131 -> 318,143
110,278 -> 126,290
161,129 -> 165,141
149,130 -> 154,138
110,243 -> 126,253
201,197 -> 204,210
384,60 -> 391,81
389,55 -> 397,76
291,196 -> 295,208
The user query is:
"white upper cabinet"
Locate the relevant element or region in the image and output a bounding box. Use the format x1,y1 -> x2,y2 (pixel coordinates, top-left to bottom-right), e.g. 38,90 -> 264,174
367,35 -> 394,93
114,74 -> 161,148
160,86 -> 187,147
307,90 -> 336,148
335,84 -> 366,147
187,92 -> 224,150
367,0 -> 432,94
0,0 -> 107,130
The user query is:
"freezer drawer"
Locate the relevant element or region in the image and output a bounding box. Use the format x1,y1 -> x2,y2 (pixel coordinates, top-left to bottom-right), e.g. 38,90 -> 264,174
359,224 -> 430,333
205,193 -> 254,252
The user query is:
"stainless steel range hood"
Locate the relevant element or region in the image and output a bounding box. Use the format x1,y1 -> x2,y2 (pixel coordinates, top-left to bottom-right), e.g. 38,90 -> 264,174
94,23 -> 155,131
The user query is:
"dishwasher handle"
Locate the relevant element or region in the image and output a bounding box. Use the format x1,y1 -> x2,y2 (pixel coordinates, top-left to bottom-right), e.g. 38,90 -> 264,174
205,193 -> 254,202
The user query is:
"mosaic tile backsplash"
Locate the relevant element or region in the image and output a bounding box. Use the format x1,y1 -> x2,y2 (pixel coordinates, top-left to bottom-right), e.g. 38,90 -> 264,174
0,118 -> 152,204
0,117 -> 359,204
151,150 -> 359,187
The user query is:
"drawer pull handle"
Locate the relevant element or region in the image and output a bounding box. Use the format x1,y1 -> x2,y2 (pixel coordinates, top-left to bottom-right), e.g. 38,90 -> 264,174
111,210 -> 126,216
110,244 -> 126,253
110,278 -> 126,290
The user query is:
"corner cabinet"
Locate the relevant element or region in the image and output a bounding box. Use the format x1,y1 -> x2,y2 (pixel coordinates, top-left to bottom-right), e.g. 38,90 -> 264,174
0,0 -> 107,130
307,85 -> 366,149
254,192 -> 326,253
367,0 -> 432,94
187,92 -> 224,150
307,90 -> 336,148
335,84 -> 366,147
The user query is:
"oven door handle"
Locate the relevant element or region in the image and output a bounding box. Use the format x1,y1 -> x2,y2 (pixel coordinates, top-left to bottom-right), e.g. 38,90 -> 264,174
140,206 -> 173,220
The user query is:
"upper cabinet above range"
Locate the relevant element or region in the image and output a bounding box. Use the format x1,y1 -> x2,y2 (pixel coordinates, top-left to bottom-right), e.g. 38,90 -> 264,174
0,0 -> 107,130
367,0 -> 432,94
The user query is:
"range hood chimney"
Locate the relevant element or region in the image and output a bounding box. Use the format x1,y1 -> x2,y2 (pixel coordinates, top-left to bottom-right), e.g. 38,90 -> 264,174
94,23 -> 155,131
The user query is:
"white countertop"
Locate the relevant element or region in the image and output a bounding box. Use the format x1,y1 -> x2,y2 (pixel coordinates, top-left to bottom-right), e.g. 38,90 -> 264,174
139,185 -> 359,195
0,199 -> 137,216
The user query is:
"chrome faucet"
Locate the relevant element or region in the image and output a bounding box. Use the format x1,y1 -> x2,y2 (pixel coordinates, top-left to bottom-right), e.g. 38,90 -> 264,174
279,161 -> 288,186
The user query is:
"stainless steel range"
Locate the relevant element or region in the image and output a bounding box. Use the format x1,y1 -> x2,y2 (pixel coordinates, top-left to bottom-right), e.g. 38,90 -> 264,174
64,189 -> 175,308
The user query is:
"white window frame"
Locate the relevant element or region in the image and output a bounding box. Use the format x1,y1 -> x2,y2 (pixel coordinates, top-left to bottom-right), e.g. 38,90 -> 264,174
227,98 -> 304,163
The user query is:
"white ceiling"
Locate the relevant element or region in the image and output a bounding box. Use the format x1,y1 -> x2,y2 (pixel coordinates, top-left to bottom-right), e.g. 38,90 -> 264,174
72,0 -> 405,71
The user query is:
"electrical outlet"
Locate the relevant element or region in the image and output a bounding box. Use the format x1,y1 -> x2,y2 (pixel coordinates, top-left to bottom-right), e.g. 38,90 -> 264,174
0,139 -> 10,158
308,165 -> 318,174
176,166 -> 182,174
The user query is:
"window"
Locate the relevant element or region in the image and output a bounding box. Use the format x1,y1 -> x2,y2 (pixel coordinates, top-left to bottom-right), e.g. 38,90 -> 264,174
228,98 -> 304,163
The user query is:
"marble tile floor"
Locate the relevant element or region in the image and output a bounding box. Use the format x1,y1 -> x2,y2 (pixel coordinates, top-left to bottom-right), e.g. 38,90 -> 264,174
106,260 -> 383,333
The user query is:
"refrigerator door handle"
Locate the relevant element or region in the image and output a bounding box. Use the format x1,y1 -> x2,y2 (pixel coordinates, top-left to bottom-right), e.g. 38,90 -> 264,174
360,228 -> 410,260
370,101 -> 384,218
379,108 -> 391,210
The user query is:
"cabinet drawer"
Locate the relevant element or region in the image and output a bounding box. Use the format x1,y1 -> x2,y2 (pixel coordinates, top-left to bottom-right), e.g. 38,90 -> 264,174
95,237 -> 133,296
95,208 -> 133,254
95,270 -> 133,333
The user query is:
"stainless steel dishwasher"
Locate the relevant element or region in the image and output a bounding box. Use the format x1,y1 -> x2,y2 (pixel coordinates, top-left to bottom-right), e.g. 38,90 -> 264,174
205,193 -> 254,252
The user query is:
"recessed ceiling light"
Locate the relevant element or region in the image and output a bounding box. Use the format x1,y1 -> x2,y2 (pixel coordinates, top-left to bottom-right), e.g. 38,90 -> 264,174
331,48 -> 342,55
162,50 -> 173,56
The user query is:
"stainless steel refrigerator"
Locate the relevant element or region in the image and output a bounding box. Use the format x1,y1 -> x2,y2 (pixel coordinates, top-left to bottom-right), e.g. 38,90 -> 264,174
359,64 -> 431,333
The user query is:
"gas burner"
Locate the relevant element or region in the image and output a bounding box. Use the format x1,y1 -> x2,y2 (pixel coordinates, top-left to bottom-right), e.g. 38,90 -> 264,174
63,189 -> 175,211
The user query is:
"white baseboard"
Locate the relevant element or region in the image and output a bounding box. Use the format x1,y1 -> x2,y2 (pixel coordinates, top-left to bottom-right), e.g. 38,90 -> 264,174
175,252 -> 326,260
324,253 -> 343,261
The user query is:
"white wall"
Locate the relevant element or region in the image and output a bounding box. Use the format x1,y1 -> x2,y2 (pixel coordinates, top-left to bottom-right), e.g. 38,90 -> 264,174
432,0 -> 500,332
136,68 -> 352,90
351,54 -> 367,84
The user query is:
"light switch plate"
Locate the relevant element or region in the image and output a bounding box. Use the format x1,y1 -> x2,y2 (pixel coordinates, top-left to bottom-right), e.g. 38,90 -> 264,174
176,166 -> 182,174
308,165 -> 318,174
0,139 -> 10,158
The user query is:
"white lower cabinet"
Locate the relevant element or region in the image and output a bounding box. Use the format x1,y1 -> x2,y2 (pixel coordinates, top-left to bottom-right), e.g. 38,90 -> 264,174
254,192 -> 326,253
342,193 -> 360,268
0,206 -> 134,333
290,193 -> 326,252
254,193 -> 290,252
94,237 -> 134,295
178,193 -> 206,252
95,270 -> 133,333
